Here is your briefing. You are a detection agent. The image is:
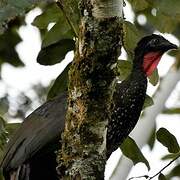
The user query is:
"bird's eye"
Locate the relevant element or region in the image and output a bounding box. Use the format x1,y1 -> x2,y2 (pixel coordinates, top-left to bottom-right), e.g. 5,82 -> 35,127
151,39 -> 159,44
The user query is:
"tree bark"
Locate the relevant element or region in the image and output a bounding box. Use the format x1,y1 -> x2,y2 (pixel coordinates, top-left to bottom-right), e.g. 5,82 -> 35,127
57,0 -> 123,179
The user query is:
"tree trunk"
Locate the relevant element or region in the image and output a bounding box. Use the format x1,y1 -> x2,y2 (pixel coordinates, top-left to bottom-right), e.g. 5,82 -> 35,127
57,0 -> 123,179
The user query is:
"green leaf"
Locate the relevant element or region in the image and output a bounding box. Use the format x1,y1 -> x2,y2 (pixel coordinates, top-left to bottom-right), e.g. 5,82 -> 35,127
47,64 -> 70,100
153,0 -> 180,17
32,4 -> 61,30
120,136 -> 150,170
156,128 -> 180,153
37,39 -> 75,65
123,21 -> 141,58
128,0 -> 149,11
168,49 -> 180,69
162,108 -> 180,114
168,49 -> 179,57
141,0 -> 180,33
146,11 -> 177,33
143,94 -> 154,109
116,60 -> 132,81
147,124 -> 156,150
161,152 -> 180,160
0,0 -> 54,34
7,0 -> 31,8
42,17 -> 74,48
0,96 -> 9,115
56,0 -> 80,36
0,116 -> 6,128
148,68 -> 159,86
0,28 -> 24,67
5,122 -> 21,138
158,173 -> 167,180
166,164 -> 180,179
0,116 -> 7,151
35,3 -> 75,66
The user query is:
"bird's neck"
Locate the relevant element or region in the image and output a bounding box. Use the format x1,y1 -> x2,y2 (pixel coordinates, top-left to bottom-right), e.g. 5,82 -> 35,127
132,55 -> 145,75
130,66 -> 147,82
129,55 -> 148,87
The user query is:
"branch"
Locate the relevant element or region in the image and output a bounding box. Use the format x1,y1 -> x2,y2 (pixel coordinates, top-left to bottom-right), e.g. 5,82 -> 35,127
56,0 -> 79,37
149,153 -> 180,179
128,153 -> 180,180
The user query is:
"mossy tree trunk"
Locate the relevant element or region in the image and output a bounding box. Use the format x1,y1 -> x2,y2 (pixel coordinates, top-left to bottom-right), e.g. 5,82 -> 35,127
57,0 -> 123,179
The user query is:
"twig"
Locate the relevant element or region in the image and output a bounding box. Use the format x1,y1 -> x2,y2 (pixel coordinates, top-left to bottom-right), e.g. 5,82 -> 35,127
149,153 -> 180,179
128,153 -> 180,180
56,0 -> 78,37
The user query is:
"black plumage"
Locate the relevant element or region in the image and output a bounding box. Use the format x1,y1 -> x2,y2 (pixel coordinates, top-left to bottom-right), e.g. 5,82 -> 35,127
107,34 -> 177,156
0,34 -> 177,179
1,93 -> 66,180
107,69 -> 147,156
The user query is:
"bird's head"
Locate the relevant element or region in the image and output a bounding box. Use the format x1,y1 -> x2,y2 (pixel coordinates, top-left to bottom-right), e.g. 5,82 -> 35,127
134,34 -> 178,76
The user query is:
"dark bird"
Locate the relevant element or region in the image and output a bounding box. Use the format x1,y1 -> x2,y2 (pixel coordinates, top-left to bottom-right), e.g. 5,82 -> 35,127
0,34 -> 177,180
1,93 -> 66,180
106,34 -> 177,157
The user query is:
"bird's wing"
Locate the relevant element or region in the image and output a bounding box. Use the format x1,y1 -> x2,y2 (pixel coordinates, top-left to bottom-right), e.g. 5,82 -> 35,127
1,93 -> 67,171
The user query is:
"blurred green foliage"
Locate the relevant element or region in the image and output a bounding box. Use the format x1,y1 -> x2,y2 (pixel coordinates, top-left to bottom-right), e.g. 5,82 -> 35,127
156,128 -> 180,154
47,64 -> 69,100
120,136 -> 150,170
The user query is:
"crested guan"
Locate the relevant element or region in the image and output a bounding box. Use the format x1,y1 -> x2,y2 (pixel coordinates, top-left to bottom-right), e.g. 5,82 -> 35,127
107,34 -> 177,157
0,34 -> 177,180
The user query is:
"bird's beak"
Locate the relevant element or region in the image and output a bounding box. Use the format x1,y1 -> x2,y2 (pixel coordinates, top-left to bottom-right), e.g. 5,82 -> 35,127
160,40 -> 178,52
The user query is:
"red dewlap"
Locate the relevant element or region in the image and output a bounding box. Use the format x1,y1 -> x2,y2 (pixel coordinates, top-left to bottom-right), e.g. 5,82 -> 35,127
143,51 -> 162,76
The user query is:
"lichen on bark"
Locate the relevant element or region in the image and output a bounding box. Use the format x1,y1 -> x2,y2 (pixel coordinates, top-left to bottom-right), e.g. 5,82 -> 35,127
57,0 -> 123,179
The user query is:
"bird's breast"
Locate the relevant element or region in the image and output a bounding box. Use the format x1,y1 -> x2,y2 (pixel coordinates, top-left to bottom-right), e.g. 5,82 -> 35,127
107,71 -> 147,155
